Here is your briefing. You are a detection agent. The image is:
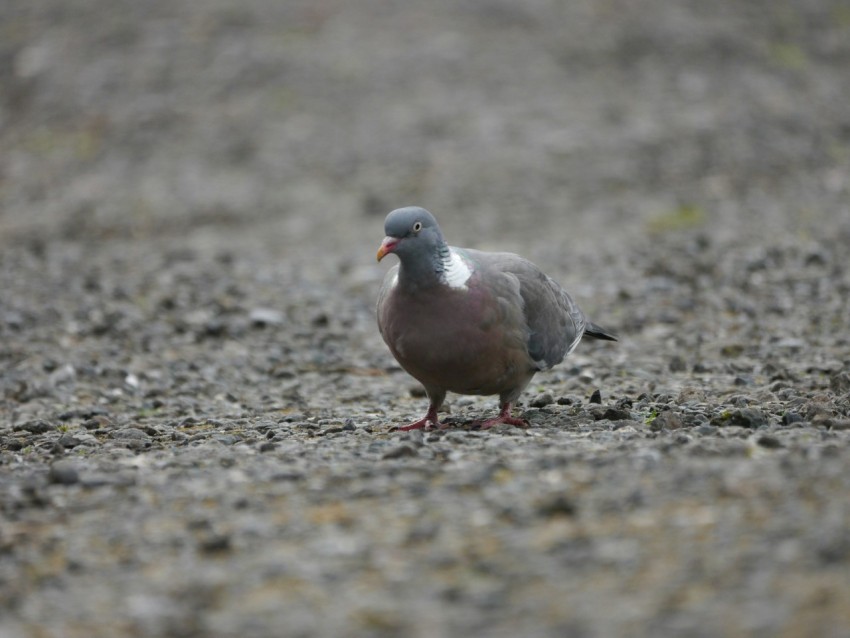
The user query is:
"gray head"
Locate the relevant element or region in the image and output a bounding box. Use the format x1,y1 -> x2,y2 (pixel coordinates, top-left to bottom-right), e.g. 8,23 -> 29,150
376,207 -> 449,287
376,206 -> 445,262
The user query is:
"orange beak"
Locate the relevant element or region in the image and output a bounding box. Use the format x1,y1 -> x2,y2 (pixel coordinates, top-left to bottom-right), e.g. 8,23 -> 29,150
376,236 -> 398,262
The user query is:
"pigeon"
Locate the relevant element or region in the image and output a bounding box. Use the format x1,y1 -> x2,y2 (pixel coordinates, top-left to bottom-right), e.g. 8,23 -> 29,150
376,206 -> 617,431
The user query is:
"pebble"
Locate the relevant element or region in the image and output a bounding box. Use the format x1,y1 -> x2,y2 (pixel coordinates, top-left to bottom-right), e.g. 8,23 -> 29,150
821,418 -> 850,431
49,460 -> 80,485
382,444 -> 419,459
756,435 -> 784,449
719,408 -> 767,429
782,412 -> 804,425
13,420 -> 56,434
82,415 -> 114,430
530,392 -> 554,408
112,428 -> 152,440
249,307 -> 284,326
669,355 -> 687,372
198,533 -> 232,554
536,494 -> 577,518
57,433 -> 83,448
651,411 -> 684,431
590,406 -> 632,422
831,372 -> 850,393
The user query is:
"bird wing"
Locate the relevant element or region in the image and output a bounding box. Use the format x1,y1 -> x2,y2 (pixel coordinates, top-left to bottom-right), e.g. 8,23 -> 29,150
463,249 -> 586,371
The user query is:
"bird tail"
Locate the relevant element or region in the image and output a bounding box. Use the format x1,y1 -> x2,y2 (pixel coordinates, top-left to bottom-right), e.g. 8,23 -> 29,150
584,321 -> 618,342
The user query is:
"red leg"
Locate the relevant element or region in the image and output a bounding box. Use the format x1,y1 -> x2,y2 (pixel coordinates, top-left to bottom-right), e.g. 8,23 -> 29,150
396,404 -> 442,431
478,402 -> 529,429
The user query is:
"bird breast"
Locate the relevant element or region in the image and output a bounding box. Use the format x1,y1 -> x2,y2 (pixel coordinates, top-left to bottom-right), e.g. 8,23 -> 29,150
379,277 -> 532,395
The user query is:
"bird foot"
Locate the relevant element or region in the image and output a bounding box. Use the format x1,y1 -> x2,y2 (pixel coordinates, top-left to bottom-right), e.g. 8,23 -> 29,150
395,417 -> 441,431
475,403 -> 529,429
477,415 -> 529,430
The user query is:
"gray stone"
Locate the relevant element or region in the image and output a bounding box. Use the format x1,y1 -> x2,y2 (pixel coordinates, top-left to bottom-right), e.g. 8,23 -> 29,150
382,444 -> 419,459
49,460 -> 80,485
13,420 -> 56,434
530,392 -> 554,408
112,428 -> 151,440
720,408 -> 768,429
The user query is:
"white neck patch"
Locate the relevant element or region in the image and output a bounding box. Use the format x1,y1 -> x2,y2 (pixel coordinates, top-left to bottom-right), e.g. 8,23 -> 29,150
441,249 -> 472,289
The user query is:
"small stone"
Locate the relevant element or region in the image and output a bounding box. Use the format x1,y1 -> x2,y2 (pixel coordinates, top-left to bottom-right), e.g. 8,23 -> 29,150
49,460 -> 80,485
830,372 -> 850,394
804,401 -> 835,421
112,427 -> 151,440
725,408 -> 767,429
589,389 -> 602,404
382,444 -> 419,459
202,319 -> 227,337
536,494 -> 577,518
530,392 -> 554,408
612,420 -> 637,431
79,472 -> 136,488
824,418 -> 850,431
720,343 -> 745,358
82,415 -> 114,430
199,533 -> 232,554
677,387 -> 707,403
57,433 -> 82,448
782,412 -> 803,425
259,442 -> 277,452
13,420 -> 56,434
756,435 -> 784,449
58,407 -> 110,421
119,439 -> 152,452
669,355 -> 687,372
590,406 -> 632,421
249,307 -> 284,327
651,411 -> 684,431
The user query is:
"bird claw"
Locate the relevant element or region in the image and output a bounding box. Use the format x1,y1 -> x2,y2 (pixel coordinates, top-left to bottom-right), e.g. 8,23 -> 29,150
477,415 -> 530,430
395,418 -> 441,431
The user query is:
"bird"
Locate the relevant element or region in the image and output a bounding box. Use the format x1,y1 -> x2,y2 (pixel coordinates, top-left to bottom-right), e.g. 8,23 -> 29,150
376,206 -> 617,431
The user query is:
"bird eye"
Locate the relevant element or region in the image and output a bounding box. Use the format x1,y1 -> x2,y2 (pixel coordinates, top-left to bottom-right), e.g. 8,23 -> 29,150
412,221 -> 423,233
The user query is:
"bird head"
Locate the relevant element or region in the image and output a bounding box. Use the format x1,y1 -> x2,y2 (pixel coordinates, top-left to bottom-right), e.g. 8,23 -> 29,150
376,207 -> 444,263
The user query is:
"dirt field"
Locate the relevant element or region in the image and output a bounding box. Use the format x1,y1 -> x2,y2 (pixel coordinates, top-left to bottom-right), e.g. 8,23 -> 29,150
2,1 -> 850,636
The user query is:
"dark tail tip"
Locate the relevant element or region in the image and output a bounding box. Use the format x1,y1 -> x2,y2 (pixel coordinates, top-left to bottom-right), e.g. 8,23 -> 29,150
585,321 -> 618,342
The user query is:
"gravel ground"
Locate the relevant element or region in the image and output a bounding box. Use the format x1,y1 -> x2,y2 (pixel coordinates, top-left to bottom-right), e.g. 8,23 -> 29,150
2,1 -> 850,636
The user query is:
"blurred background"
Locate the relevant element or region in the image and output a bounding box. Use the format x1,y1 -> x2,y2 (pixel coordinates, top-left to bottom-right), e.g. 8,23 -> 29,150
2,0 -> 848,256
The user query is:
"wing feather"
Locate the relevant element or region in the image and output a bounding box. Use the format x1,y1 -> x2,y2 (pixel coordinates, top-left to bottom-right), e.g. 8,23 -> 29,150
462,249 -> 586,370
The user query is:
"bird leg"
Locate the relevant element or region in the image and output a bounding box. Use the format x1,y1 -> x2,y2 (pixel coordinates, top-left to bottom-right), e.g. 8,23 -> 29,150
478,402 -> 529,429
397,404 -> 442,431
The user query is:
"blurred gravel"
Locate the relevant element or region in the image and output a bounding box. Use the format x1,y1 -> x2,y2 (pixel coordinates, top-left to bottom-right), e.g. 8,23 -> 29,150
2,1 -> 850,636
